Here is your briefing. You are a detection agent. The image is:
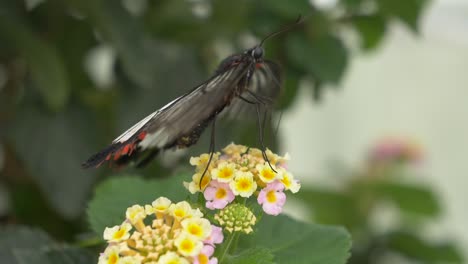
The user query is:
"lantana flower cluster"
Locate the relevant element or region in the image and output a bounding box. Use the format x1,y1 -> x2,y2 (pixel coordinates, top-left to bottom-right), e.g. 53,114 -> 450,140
369,137 -> 423,165
184,143 -> 300,215
98,197 -> 223,264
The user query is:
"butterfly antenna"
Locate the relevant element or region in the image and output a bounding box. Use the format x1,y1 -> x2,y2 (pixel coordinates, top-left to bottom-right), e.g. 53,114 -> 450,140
259,14 -> 304,46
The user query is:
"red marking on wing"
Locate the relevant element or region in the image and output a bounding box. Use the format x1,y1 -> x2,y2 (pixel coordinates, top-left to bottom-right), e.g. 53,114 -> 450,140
255,63 -> 263,69
138,131 -> 147,140
121,144 -> 131,155
113,150 -> 122,161
110,141 -> 140,163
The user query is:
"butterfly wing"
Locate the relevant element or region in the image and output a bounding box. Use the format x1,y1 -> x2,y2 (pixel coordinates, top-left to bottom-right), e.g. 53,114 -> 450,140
82,60 -> 252,168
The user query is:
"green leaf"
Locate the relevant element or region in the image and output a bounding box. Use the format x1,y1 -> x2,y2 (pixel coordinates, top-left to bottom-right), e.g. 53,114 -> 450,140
0,7 -> 70,111
387,231 -> 464,263
0,226 -> 95,264
13,247 -> 95,264
341,0 -> 365,9
375,181 -> 441,218
67,0 -> 201,91
229,247 -> 275,264
240,215 -> 351,264
353,15 -> 387,50
277,70 -> 300,110
87,176 -> 188,234
286,33 -> 348,84
265,0 -> 311,18
7,105 -> 98,219
377,0 -> 429,32
211,0 -> 251,34
295,188 -> 362,229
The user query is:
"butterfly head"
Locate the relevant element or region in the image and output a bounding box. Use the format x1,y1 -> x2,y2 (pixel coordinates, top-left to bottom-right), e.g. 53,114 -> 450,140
247,46 -> 264,62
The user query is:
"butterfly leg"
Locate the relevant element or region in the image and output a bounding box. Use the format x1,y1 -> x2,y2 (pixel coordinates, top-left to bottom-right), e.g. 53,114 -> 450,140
255,103 -> 277,173
239,95 -> 277,173
199,117 -> 217,189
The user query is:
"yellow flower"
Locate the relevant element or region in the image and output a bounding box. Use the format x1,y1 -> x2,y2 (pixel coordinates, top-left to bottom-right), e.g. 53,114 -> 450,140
98,245 -> 120,264
117,256 -> 143,264
211,162 -> 236,183
158,252 -> 189,264
103,222 -> 132,243
126,205 -> 145,223
190,153 -> 211,167
256,164 -> 278,183
230,171 -> 257,197
174,233 -> 203,257
189,153 -> 220,171
196,253 -> 210,264
279,169 -> 301,193
223,143 -> 248,155
181,218 -> 212,240
183,173 -> 211,194
99,197 -> 218,264
169,201 -> 193,221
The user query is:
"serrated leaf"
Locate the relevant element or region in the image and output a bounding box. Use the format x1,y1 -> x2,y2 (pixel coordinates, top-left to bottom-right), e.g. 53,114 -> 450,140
7,105 -> 98,219
87,176 -> 188,234
286,33 -> 348,84
0,7 -> 70,111
375,181 -> 441,218
240,215 -> 351,264
229,247 -> 275,264
353,15 -> 387,50
388,231 -> 464,263
377,0 -> 428,32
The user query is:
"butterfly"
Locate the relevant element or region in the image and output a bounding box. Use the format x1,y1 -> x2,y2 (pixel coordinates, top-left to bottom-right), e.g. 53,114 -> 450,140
82,17 -> 302,170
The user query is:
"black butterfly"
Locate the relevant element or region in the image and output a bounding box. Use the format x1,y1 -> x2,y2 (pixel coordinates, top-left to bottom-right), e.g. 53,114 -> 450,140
82,17 -> 302,170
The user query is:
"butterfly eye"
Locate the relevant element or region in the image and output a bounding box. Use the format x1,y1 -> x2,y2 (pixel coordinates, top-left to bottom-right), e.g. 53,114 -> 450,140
251,46 -> 263,59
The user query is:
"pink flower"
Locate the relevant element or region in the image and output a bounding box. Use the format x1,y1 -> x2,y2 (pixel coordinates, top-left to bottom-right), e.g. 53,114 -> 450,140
257,180 -> 286,215
204,225 -> 224,246
193,245 -> 218,264
369,137 -> 423,164
204,180 -> 235,210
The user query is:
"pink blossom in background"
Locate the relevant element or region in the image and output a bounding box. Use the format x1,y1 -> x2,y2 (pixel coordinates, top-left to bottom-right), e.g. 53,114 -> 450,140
369,137 -> 423,164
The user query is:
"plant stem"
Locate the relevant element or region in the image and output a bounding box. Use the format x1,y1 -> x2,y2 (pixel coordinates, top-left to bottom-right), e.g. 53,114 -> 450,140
218,232 -> 238,264
229,232 -> 240,254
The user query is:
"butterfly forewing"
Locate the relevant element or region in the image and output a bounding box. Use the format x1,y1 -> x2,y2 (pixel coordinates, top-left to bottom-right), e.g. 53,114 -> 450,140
82,60 -> 253,168
141,61 -> 253,148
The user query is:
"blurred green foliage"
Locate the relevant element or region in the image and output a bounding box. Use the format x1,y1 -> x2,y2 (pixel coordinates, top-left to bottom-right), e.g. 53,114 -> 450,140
295,138 -> 464,263
0,0 -> 446,263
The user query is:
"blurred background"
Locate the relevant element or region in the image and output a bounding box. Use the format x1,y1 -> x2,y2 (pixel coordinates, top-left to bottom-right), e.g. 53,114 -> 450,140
0,0 -> 466,263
